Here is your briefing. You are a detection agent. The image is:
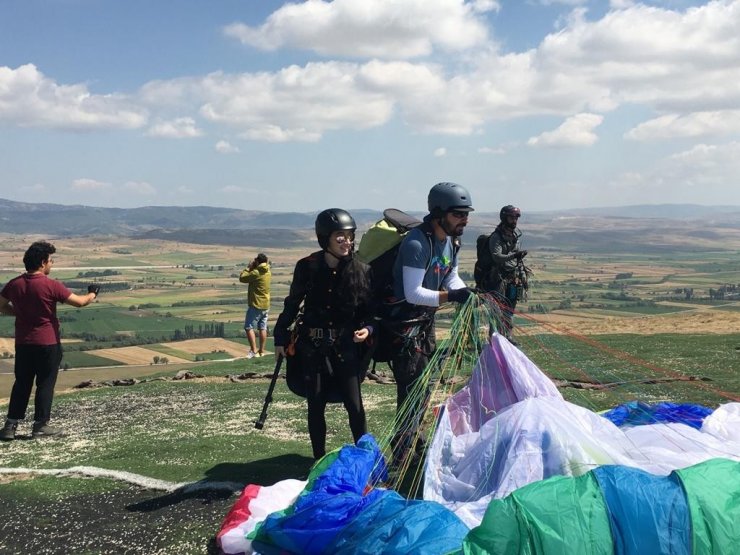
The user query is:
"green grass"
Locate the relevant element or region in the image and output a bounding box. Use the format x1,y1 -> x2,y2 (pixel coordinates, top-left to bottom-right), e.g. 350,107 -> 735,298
519,332 -> 740,410
145,344 -> 196,361
598,304 -> 692,315
1,333 -> 738,553
194,351 -> 233,361
61,351 -> 121,368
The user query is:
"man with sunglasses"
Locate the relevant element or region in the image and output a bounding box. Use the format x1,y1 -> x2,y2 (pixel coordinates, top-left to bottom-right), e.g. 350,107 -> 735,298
385,182 -> 474,464
482,205 -> 528,341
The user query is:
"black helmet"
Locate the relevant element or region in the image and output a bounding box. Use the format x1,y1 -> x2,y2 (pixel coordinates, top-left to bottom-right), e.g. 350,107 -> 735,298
428,182 -> 474,215
500,205 -> 521,220
315,208 -> 356,249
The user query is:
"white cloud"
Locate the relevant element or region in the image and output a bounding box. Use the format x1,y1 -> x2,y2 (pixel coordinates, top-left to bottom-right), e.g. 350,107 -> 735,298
223,0 -> 493,59
434,147 -> 447,157
145,117 -> 202,138
609,0 -> 635,8
11,1 -> 740,147
71,178 -> 111,191
472,0 -> 500,13
135,0 -> 740,141
625,110 -> 740,141
607,141 -> 740,203
0,64 -> 147,130
192,63 -> 395,142
528,113 -> 603,147
123,181 -> 156,196
215,140 -> 239,153
478,146 -> 506,154
536,0 -> 588,5
221,185 -> 243,193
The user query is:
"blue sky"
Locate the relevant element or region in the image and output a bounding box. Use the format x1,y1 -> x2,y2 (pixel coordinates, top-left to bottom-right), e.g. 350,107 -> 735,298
1,0 -> 739,213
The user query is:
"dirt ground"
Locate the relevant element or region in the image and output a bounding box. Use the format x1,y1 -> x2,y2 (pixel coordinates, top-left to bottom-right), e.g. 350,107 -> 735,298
529,306 -> 740,336
160,338 -> 253,358
91,346 -> 191,365
0,480 -> 228,555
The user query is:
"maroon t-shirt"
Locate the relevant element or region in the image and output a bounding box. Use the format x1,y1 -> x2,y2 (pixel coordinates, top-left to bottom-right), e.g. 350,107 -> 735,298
1,273 -> 72,345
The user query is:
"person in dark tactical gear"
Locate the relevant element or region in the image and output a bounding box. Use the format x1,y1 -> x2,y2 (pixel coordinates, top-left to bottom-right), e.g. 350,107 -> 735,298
273,209 -> 374,460
475,204 -> 528,341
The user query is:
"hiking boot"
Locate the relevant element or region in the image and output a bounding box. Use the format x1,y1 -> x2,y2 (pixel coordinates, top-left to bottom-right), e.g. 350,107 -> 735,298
0,420 -> 17,441
32,422 -> 63,438
246,351 -> 256,359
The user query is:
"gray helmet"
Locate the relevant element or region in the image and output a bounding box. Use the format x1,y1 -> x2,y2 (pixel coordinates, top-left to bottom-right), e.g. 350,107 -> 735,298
500,205 -> 521,220
315,208 -> 356,249
428,182 -> 474,215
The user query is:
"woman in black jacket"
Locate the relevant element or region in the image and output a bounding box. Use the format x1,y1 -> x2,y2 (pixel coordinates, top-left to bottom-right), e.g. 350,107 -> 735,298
274,208 -> 374,460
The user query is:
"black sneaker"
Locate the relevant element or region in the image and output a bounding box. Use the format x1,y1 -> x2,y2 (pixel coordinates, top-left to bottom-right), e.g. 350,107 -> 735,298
31,422 -> 63,438
0,420 -> 17,441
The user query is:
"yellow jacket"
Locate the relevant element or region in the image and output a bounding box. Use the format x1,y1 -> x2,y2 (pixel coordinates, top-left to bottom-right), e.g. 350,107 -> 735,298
239,262 -> 271,310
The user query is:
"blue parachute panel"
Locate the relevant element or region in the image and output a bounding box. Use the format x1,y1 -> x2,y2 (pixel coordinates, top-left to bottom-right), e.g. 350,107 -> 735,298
593,465 -> 690,555
602,401 -> 713,429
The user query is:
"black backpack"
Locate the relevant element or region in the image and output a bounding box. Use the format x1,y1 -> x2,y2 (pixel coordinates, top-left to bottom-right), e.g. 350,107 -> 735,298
474,232 -> 494,288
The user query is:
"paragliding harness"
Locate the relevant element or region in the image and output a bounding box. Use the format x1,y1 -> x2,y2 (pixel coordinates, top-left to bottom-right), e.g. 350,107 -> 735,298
282,254 -> 361,403
357,210 -> 460,371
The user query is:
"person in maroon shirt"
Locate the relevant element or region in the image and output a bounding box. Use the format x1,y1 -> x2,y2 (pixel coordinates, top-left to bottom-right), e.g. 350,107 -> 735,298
0,241 -> 99,441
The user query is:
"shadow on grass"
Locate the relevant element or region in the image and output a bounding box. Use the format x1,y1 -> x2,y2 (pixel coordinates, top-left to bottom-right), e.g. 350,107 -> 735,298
126,453 -> 314,513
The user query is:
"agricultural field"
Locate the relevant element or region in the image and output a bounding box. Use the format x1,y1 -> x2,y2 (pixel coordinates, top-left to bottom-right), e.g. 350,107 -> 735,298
0,228 -> 738,554
0,231 -> 738,365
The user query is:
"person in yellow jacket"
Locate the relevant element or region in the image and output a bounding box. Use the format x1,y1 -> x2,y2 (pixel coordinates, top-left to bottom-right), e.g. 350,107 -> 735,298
239,253 -> 271,358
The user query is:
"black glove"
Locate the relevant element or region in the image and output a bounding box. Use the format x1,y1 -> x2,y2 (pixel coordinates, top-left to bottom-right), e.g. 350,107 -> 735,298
88,284 -> 101,296
448,287 -> 473,304
515,250 -> 528,260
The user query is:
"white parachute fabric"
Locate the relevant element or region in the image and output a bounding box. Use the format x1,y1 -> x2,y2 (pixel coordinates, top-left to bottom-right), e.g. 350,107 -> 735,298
701,402 -> 740,443
423,333 -> 740,528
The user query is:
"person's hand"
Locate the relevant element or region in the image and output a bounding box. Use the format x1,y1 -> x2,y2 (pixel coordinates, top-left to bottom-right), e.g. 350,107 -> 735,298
515,250 -> 528,260
274,345 -> 286,357
447,287 -> 473,304
353,327 -> 371,343
87,284 -> 101,296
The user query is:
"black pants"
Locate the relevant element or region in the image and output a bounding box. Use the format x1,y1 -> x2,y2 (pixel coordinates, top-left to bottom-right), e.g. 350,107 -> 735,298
297,341 -> 366,459
389,318 -> 436,450
7,344 -> 63,423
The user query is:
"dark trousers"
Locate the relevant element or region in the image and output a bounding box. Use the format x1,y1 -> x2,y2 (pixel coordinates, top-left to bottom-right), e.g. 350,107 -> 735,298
298,343 -> 366,459
7,344 -> 63,423
389,318 -> 436,452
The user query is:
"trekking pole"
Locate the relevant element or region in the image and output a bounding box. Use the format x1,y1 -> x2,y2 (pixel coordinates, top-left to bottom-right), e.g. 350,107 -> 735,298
254,355 -> 284,430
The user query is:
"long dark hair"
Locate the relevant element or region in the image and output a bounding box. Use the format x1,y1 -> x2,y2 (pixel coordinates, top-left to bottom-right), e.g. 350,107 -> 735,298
337,255 -> 371,308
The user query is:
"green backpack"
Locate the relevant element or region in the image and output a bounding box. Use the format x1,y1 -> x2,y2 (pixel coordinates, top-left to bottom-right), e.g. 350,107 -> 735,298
356,208 -> 422,302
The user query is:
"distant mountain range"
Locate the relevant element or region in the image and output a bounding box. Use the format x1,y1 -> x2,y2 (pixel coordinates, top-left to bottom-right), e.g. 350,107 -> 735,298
1,198 -> 739,252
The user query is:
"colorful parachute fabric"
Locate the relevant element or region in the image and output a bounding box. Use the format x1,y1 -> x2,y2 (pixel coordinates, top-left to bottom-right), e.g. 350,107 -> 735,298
218,333 -> 740,554
602,400 -> 713,429
218,435 -> 469,555
461,457 -> 740,555
424,334 -> 740,527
